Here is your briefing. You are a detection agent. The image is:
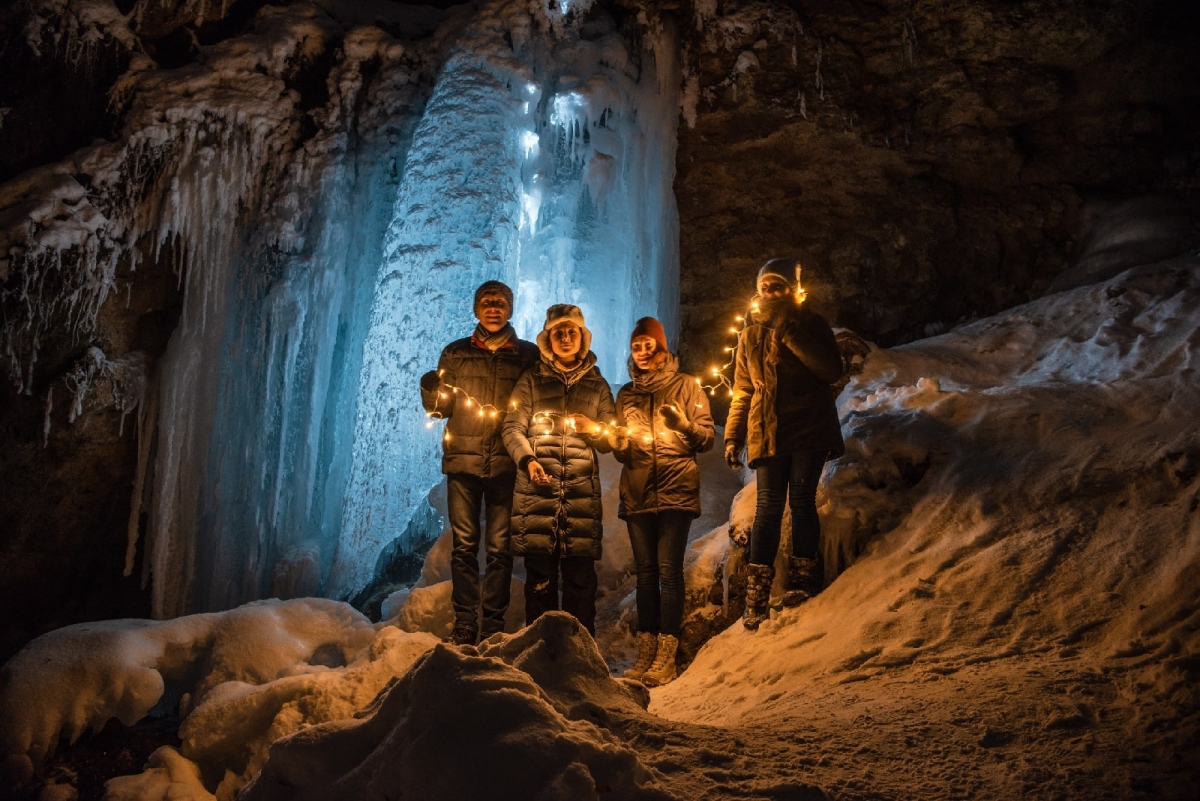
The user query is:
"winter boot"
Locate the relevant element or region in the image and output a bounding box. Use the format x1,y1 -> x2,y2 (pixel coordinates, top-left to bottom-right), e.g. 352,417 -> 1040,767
782,556 -> 822,608
624,631 -> 659,681
641,634 -> 679,687
743,563 -> 775,631
444,624 -> 478,646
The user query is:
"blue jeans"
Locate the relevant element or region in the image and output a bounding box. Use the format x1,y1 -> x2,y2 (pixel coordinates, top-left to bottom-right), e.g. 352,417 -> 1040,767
750,451 -> 827,566
447,473 -> 515,636
626,511 -> 692,637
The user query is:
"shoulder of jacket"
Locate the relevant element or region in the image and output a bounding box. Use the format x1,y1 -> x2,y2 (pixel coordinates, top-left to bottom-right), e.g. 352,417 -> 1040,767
444,336 -> 477,354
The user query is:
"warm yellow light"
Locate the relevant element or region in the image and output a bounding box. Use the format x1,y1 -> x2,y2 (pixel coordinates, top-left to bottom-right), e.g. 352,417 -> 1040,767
729,327 -> 738,334
466,399 -> 473,407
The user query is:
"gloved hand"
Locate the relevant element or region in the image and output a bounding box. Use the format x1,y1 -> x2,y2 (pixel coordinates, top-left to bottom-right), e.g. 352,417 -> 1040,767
659,403 -> 689,432
420,370 -> 441,393
607,429 -> 629,451
724,441 -> 744,470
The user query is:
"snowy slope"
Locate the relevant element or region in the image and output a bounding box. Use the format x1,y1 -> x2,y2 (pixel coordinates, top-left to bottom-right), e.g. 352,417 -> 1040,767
652,254 -> 1200,796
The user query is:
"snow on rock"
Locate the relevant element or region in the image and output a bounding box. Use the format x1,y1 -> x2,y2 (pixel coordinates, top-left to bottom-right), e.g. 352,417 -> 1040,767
0,598 -> 437,792
240,612 -> 667,801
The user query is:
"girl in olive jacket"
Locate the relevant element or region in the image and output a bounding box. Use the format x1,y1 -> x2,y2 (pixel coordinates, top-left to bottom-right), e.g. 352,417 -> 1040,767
612,317 -> 714,686
503,304 -> 616,635
725,259 -> 844,630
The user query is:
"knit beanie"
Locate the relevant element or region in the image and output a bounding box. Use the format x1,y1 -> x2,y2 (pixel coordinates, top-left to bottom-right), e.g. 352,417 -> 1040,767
757,258 -> 798,291
474,280 -> 514,309
538,303 -> 593,359
630,316 -> 669,354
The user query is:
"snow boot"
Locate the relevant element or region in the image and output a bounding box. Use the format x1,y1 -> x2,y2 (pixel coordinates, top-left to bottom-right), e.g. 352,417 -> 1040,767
444,624 -> 478,646
743,563 -> 775,631
782,555 -> 822,608
624,631 -> 659,681
641,634 -> 679,686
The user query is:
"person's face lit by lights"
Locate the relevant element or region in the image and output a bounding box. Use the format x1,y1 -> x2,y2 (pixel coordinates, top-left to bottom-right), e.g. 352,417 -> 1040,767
475,292 -> 512,333
630,335 -> 658,370
549,322 -> 582,363
758,278 -> 790,300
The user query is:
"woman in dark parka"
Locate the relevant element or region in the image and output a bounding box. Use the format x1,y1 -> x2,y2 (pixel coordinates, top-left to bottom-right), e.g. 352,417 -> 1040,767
612,317 -> 714,686
725,258 -> 845,630
502,304 -> 616,635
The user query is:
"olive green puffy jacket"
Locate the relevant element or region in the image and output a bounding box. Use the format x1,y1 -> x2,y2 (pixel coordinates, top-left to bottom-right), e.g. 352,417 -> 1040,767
725,305 -> 845,467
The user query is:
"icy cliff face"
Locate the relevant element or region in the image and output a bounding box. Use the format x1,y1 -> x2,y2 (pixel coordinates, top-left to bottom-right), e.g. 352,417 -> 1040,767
333,0 -> 681,598
1,0 -> 681,615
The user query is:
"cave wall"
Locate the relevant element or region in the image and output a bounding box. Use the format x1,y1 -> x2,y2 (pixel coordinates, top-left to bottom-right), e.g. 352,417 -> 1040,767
1,0 -> 1197,663
672,0 -> 1200,376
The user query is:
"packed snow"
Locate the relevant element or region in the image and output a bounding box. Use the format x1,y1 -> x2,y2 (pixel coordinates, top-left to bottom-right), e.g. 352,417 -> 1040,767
3,247 -> 1197,798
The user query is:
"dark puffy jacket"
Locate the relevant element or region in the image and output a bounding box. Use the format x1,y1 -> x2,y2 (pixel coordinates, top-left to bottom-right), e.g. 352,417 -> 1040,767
614,355 -> 715,519
726,305 -> 845,467
502,353 -> 617,559
421,335 -> 540,478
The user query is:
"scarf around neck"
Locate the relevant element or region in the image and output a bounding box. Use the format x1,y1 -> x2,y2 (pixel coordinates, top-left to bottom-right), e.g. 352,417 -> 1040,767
629,351 -> 678,392
473,322 -> 515,351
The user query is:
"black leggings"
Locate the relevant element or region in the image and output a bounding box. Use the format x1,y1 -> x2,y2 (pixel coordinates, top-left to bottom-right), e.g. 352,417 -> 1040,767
749,451 -> 827,566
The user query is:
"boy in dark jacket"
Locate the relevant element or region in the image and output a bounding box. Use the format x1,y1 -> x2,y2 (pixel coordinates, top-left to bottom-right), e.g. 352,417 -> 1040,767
420,281 -> 540,645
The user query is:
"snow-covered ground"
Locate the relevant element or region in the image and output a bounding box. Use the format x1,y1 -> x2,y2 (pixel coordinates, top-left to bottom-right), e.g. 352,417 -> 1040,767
2,251 -> 1198,799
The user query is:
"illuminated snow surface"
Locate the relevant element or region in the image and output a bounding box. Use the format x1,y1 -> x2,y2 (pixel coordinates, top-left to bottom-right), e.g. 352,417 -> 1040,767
3,251 -> 1198,799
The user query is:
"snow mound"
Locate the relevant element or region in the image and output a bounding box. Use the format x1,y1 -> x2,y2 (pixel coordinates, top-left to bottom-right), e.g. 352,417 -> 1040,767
655,256 -> 1200,744
0,599 -> 440,796
241,612 -> 668,801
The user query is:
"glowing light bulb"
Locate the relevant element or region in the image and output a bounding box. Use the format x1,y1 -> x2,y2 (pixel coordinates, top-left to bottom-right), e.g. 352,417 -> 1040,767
466,399 -> 473,407
444,432 -> 451,442
439,392 -> 446,399
729,327 -> 738,334
477,409 -> 484,417
490,410 -> 498,418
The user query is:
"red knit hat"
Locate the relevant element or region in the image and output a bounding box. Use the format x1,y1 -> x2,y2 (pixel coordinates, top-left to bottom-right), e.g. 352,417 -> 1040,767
630,316 -> 669,354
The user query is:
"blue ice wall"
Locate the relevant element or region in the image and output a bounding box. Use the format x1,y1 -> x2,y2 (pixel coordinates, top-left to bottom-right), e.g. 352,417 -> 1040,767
331,1 -> 681,598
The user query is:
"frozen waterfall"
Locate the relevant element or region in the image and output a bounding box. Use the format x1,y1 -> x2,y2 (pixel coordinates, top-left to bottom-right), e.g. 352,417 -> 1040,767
1,1 -> 681,616
331,2 -> 682,598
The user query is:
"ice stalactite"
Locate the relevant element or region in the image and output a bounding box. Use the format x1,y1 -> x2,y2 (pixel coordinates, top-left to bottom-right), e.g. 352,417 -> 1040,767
332,0 -> 682,599
131,22 -> 426,617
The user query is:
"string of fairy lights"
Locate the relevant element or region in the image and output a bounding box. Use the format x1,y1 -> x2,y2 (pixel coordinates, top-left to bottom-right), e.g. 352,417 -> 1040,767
425,265 -> 805,444
699,265 -> 807,398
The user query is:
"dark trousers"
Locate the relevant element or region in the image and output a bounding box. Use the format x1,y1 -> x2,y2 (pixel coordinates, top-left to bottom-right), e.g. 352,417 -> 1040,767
447,473 -> 515,636
523,553 -> 598,635
627,511 -> 692,637
750,451 -> 827,566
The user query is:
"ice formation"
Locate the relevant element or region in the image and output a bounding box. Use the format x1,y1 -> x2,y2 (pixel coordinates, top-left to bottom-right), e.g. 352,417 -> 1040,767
333,0 -> 682,598
2,0 -> 681,616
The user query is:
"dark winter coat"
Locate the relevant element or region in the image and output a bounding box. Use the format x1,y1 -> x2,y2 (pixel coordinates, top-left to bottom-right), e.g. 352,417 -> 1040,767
502,351 -> 617,559
614,355 -> 716,519
421,335 -> 540,478
725,304 -> 845,467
